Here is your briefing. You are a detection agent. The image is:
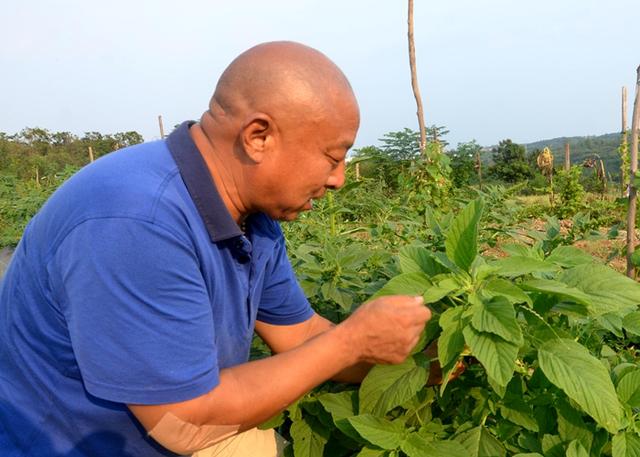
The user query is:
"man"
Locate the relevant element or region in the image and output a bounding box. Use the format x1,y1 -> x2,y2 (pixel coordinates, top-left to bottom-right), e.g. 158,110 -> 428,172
0,42 -> 430,456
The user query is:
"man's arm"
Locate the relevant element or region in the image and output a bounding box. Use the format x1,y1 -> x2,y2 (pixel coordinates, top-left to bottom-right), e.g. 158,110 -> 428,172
255,312 -> 372,383
128,295 -> 429,454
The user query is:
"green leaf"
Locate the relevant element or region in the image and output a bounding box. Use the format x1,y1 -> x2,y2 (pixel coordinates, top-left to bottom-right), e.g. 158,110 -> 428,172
616,370 -> 640,408
258,412 -> 285,430
556,400 -> 593,451
500,400 -> 538,432
559,264 -> 640,316
502,243 -> 541,259
456,426 -> 506,457
399,246 -> 447,277
347,415 -> 405,450
538,339 -> 622,433
370,272 -> 432,299
541,434 -> 564,457
463,325 -> 518,387
566,440 -> 589,457
338,245 -> 372,269
401,433 -> 470,457
471,296 -> 523,345
612,432 -> 640,457
438,307 -> 466,392
520,279 -> 592,307
545,246 -> 594,268
354,447 -> 387,457
445,198 -> 484,272
359,354 -> 428,416
318,390 -> 357,421
423,276 -> 463,303
289,416 -> 329,457
623,312 -> 640,336
483,278 -> 532,305
631,249 -> 640,268
490,256 -> 557,278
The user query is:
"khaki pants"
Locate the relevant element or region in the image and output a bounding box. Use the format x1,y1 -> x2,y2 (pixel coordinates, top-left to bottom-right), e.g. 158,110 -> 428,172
191,428 -> 286,457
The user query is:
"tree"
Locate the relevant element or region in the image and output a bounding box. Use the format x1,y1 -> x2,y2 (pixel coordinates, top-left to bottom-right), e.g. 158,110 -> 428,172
450,141 -> 481,187
378,127 -> 450,161
489,139 -> 533,182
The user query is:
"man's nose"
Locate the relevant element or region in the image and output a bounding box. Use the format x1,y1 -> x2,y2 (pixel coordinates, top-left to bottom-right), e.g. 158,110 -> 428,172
326,161 -> 346,190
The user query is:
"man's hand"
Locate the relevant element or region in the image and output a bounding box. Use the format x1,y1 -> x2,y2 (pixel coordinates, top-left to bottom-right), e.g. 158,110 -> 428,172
339,295 -> 431,365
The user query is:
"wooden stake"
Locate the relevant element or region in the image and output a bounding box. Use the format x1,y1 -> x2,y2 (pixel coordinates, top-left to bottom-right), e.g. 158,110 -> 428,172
626,66 -> 640,278
564,143 -> 570,171
476,150 -> 483,190
408,0 -> 427,153
88,146 -> 94,163
158,115 -> 166,139
599,159 -> 607,197
355,162 -> 361,181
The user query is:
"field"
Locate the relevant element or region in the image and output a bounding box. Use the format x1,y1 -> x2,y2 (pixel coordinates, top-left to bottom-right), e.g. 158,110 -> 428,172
3,132 -> 640,457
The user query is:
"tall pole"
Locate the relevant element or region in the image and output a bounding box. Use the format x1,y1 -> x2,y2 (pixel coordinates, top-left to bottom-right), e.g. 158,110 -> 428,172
564,143 -> 570,171
408,0 -> 426,153
622,87 -> 629,195
476,150 -> 483,190
158,115 -> 166,140
626,66 -> 640,278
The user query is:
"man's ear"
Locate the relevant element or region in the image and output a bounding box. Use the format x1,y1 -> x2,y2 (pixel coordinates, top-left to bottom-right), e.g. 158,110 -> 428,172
241,113 -> 277,163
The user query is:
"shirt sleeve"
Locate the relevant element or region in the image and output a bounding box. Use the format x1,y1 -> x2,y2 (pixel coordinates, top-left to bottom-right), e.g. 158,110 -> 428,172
48,217 -> 219,405
256,222 -> 314,325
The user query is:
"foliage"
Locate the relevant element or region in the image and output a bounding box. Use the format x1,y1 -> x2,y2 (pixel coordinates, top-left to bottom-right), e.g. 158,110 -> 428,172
489,140 -> 533,183
378,127 -> 450,161
555,166 -> 586,218
278,199 -> 640,457
0,167 -> 78,247
450,141 -> 481,188
0,127 -> 143,247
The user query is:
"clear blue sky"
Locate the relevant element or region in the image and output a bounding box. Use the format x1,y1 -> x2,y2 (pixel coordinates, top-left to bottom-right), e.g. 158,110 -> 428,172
1,0 -> 638,149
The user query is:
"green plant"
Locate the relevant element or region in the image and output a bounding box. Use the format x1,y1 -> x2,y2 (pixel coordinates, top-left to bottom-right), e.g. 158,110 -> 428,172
278,198 -> 640,457
555,166 -> 585,218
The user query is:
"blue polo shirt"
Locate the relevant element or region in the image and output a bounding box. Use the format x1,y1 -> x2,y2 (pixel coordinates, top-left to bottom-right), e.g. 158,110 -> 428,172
0,122 -> 313,456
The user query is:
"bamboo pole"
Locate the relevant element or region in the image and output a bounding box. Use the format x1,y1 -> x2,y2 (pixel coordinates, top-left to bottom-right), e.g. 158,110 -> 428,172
88,146 -> 94,163
408,0 -> 426,153
564,143 -> 570,171
158,115 -> 166,139
626,66 -> 640,278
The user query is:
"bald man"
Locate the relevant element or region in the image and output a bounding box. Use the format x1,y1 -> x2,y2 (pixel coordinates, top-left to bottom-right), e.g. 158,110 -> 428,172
0,42 -> 430,457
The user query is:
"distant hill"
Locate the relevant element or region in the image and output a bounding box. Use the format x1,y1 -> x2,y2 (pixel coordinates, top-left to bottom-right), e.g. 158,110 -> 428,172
480,132 -> 629,178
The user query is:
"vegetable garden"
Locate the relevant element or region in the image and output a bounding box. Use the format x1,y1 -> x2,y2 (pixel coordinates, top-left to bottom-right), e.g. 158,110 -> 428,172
264,164 -> 640,457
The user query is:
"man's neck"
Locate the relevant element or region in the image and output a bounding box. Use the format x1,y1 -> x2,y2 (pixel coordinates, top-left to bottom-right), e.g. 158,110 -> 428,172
188,123 -> 247,225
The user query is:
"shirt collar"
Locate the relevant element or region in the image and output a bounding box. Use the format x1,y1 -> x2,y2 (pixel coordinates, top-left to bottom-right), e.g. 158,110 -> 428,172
166,121 -> 244,243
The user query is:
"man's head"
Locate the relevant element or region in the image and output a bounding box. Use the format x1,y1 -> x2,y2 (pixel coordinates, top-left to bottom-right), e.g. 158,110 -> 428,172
201,41 -> 360,221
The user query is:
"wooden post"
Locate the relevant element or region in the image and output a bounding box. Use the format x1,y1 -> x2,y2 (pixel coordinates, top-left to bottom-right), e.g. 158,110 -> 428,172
88,146 -> 94,163
35,167 -> 40,187
599,159 -> 607,197
476,150 -> 483,190
626,66 -> 640,278
407,0 -> 426,153
564,143 -> 570,171
355,162 -> 360,181
622,86 -> 629,196
158,115 -> 166,139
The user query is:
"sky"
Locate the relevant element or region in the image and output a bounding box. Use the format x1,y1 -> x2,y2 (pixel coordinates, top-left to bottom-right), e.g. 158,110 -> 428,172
1,0 -> 639,150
